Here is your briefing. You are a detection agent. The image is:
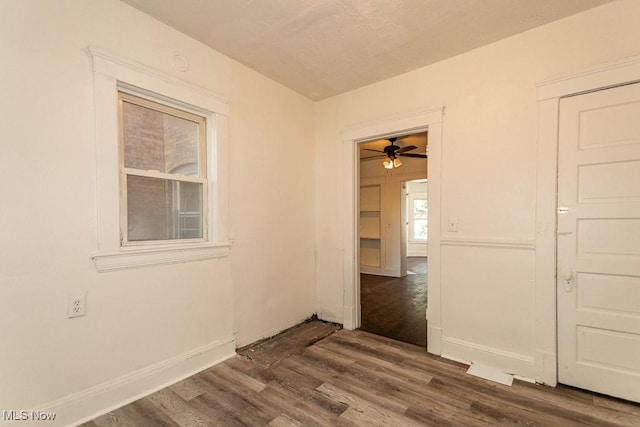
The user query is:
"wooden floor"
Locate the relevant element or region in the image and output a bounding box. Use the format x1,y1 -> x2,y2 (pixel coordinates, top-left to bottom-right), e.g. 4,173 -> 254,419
361,257 -> 427,347
84,320 -> 640,426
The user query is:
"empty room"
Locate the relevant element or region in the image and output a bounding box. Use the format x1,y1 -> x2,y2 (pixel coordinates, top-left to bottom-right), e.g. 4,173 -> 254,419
1,0 -> 640,425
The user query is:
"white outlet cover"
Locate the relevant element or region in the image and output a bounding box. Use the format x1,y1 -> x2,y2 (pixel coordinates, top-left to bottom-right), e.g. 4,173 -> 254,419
68,295 -> 86,318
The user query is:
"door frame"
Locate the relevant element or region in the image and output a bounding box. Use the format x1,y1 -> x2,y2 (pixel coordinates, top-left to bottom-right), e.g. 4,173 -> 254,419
341,107 -> 444,355
535,54 -> 640,386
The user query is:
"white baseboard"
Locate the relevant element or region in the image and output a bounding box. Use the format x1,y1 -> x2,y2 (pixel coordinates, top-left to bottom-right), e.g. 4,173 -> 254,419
360,266 -> 399,277
441,336 -> 536,379
536,349 -> 558,386
318,311 -> 344,326
427,323 -> 442,355
4,337 -> 236,427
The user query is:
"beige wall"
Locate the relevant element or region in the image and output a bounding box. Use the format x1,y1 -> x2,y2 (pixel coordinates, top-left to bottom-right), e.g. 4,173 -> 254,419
228,60 -> 316,347
0,0 -> 315,422
314,0 -> 640,376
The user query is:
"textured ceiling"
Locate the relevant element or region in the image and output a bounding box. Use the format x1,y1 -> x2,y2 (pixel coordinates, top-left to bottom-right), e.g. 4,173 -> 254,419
121,0 -> 614,100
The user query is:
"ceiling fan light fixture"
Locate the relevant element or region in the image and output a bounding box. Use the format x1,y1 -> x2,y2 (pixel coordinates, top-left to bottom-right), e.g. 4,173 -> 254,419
382,157 -> 403,169
368,136 -> 423,169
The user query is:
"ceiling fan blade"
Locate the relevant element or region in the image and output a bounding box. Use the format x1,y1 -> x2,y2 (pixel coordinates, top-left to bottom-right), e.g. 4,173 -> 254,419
363,148 -> 385,153
398,153 -> 427,158
395,145 -> 418,153
362,154 -> 388,158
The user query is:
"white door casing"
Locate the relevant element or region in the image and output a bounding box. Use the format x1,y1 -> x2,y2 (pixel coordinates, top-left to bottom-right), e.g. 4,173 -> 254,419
342,107 -> 443,356
536,54 -> 640,387
557,82 -> 640,403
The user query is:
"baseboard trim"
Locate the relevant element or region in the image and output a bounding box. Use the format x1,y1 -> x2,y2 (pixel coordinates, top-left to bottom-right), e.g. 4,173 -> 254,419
427,323 -> 442,355
442,336 -> 535,379
360,266 -> 398,277
536,349 -> 558,386
12,337 -> 236,427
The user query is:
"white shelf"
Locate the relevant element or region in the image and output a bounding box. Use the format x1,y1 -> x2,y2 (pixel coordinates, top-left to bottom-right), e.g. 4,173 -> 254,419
359,183 -> 382,269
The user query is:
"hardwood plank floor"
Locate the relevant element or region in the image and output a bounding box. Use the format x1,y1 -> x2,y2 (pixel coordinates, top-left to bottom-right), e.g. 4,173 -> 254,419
361,257 -> 427,347
83,320 -> 640,426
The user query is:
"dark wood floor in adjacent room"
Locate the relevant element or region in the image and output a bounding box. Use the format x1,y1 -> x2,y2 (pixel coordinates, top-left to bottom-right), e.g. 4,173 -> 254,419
84,320 -> 640,426
361,256 -> 427,347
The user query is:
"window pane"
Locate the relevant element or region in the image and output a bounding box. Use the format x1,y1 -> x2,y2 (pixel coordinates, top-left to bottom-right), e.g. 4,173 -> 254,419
413,219 -> 428,240
413,199 -> 428,219
127,175 -> 203,241
122,100 -> 200,176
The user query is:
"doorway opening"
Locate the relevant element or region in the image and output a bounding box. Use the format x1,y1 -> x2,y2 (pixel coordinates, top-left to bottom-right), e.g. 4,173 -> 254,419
358,133 -> 428,347
341,106 -> 442,355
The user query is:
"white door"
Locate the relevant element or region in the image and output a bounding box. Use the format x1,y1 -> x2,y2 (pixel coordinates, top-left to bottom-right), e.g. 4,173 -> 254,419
557,82 -> 640,403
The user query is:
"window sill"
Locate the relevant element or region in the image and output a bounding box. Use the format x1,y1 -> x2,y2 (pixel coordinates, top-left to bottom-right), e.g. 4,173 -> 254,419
91,243 -> 231,272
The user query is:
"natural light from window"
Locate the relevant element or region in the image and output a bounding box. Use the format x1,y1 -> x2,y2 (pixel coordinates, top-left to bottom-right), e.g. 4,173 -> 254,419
412,198 -> 428,241
119,92 -> 207,244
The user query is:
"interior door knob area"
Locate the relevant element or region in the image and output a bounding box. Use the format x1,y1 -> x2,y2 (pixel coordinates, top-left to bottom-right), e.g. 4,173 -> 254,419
561,271 -> 574,293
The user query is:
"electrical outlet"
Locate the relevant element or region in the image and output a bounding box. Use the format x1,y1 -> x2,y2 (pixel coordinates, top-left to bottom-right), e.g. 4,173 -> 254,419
68,294 -> 86,318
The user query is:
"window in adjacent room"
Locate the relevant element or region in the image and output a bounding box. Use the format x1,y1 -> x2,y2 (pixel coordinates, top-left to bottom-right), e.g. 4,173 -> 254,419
118,91 -> 207,245
411,197 -> 428,241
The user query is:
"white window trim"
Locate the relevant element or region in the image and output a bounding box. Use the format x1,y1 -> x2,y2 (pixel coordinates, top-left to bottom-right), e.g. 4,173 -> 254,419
88,46 -> 230,272
408,193 -> 428,243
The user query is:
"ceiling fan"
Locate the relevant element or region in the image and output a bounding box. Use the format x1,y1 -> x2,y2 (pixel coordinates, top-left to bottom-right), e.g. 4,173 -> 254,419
363,137 -> 427,169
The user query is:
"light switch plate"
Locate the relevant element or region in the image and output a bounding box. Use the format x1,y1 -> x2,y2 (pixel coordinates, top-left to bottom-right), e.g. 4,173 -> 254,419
448,216 -> 458,232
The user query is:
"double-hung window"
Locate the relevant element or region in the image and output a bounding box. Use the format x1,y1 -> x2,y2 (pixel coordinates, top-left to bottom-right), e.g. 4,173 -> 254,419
90,47 -> 230,272
118,92 -> 207,245
410,197 -> 428,241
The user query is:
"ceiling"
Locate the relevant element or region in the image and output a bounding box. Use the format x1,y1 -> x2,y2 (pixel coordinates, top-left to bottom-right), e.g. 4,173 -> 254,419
121,0 -> 614,101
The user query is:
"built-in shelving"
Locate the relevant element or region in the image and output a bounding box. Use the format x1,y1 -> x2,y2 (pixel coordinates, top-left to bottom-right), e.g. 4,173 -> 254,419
360,184 -> 382,268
